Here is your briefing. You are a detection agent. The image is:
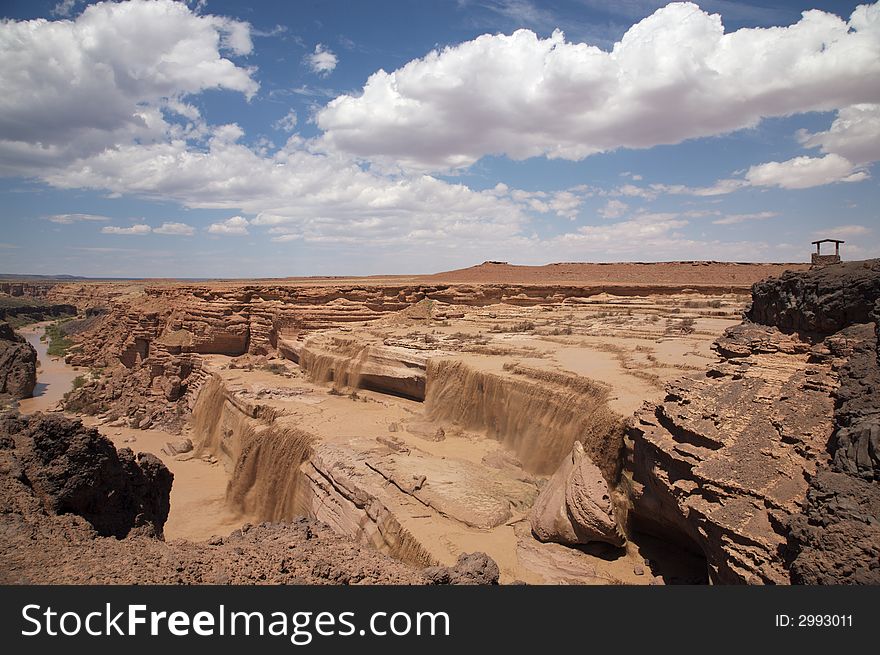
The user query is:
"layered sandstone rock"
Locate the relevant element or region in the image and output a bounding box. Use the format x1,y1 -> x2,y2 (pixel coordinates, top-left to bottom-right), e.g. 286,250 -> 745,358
628,260 -> 880,584
0,321 -> 36,400
627,323 -> 836,584
530,441 -> 625,547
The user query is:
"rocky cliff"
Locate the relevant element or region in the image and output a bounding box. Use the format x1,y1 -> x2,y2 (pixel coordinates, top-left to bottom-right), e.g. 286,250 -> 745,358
0,321 -> 36,401
747,259 -> 880,336
0,412 -> 498,584
627,260 -> 880,584
1,412 -> 172,538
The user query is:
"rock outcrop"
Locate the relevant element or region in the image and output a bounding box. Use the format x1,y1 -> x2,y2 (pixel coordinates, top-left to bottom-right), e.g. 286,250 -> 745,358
747,259 -> 880,336
0,321 -> 36,400
785,470 -> 880,584
0,411 -> 500,585
0,412 -> 172,538
628,260 -> 880,584
530,441 -> 625,547
784,320 -> 880,584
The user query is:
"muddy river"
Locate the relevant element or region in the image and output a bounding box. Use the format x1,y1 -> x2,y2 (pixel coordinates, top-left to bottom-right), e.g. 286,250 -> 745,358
17,322 -> 80,414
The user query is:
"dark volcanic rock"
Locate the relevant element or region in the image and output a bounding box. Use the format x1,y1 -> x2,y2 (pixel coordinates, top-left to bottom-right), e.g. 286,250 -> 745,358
1,412 -> 172,538
0,321 -> 36,400
786,470 -> 880,584
829,324 -> 880,481
747,259 -> 880,337
784,321 -> 880,583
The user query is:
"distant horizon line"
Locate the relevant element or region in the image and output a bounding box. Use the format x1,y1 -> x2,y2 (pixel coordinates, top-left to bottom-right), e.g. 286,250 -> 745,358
0,260 -> 820,282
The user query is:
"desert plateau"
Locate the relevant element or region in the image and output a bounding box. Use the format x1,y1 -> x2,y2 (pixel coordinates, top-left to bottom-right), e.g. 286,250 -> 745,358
2,259 -> 877,585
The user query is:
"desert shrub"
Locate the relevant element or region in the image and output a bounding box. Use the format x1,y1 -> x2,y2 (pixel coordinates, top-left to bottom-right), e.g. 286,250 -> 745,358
262,362 -> 287,375
488,321 -> 535,333
45,320 -> 74,357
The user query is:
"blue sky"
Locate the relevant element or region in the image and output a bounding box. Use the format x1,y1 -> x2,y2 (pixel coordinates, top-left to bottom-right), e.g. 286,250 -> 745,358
1,0 -> 878,277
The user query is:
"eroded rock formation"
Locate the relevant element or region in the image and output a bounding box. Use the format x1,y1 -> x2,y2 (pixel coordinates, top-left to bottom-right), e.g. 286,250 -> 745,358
0,321 -> 36,400
10,262 -> 872,585
627,260 -> 880,584
530,441 -> 625,547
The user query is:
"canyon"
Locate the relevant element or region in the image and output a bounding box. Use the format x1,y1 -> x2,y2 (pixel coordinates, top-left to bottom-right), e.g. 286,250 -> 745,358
1,260 -> 876,584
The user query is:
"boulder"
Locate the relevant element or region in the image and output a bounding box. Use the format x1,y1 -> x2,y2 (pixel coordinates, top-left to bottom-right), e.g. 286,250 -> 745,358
424,552 -> 500,585
162,437 -> 193,456
530,441 -> 624,547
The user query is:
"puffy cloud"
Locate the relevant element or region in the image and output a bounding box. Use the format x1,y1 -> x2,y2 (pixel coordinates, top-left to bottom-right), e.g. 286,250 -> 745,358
798,103 -> 880,165
317,2 -> 880,171
46,213 -> 110,224
0,0 -> 258,173
712,211 -> 777,225
40,124 -> 528,248
744,154 -> 868,189
154,221 -> 195,236
598,199 -> 629,219
308,44 -> 338,76
101,224 -> 152,235
547,191 -> 582,220
610,154 -> 867,198
208,216 -> 250,236
274,110 -> 298,132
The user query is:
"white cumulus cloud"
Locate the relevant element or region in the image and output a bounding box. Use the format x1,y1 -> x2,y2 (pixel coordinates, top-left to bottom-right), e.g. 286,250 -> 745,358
274,110 -> 298,132
308,44 -> 338,76
208,216 -> 250,236
0,0 -> 258,173
744,154 -> 868,189
798,103 -> 880,166
317,2 -> 880,171
598,199 -> 629,219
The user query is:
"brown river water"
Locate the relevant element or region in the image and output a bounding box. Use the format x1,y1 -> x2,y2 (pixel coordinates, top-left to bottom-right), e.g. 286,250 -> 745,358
17,322 -> 81,414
